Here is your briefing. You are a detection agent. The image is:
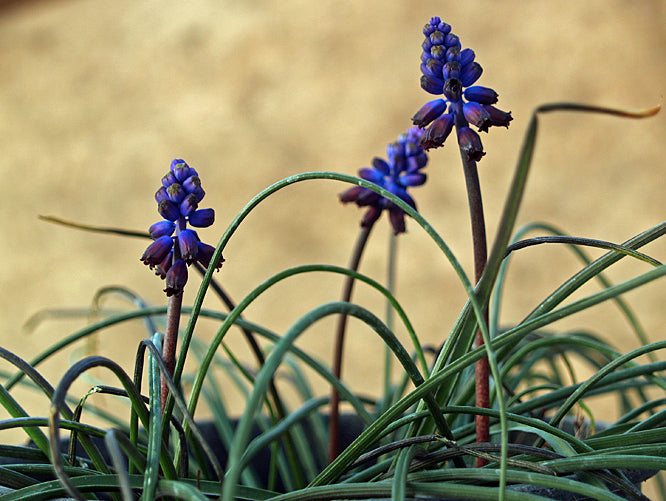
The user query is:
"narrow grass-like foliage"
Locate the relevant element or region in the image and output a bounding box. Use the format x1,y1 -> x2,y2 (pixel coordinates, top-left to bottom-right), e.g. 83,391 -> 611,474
0,22 -> 663,501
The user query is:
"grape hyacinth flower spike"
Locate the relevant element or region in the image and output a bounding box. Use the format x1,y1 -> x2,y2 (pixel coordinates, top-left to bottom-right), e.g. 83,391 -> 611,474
415,17 -> 512,466
330,128 -> 429,461
141,159 -> 223,296
339,127 -> 428,234
141,159 -> 223,411
413,17 -> 512,156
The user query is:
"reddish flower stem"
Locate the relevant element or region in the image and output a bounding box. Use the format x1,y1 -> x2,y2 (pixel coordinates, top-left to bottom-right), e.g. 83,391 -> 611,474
161,290 -> 183,412
458,150 -> 490,468
329,224 -> 373,462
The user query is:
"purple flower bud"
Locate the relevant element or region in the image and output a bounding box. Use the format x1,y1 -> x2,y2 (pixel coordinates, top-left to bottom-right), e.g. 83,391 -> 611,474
458,126 -> 485,162
164,259 -> 188,296
445,46 -> 460,63
172,161 -> 195,183
429,30 -> 445,46
429,45 -> 446,60
386,142 -> 405,164
179,193 -> 198,217
442,61 -> 461,81
463,101 -> 492,132
423,19 -> 439,36
155,186 -> 169,203
396,189 -> 417,210
158,199 -> 181,221
154,250 -> 173,279
420,113 -> 454,150
412,99 -> 447,127
485,105 -> 513,128
459,48 -> 475,67
420,74 -> 445,95
437,22 -> 451,36
357,189 -> 381,206
361,205 -> 382,229
197,242 -> 224,270
460,62 -> 483,86
190,187 -> 205,203
421,38 -> 433,52
372,157 -> 391,175
407,152 -> 428,172
178,229 -> 199,264
183,175 -> 205,202
400,172 -> 427,187
170,159 -> 187,171
420,51 -> 430,63
340,186 -> 379,207
444,33 -> 460,50
167,183 -> 186,203
140,235 -> 174,266
359,167 -> 384,184
182,175 -> 202,194
422,58 -> 443,78
188,208 -> 215,228
463,86 -> 498,105
339,185 -> 366,204
161,171 -> 177,188
443,78 -> 462,101
404,139 -> 421,158
149,220 -> 176,239
388,207 -> 406,235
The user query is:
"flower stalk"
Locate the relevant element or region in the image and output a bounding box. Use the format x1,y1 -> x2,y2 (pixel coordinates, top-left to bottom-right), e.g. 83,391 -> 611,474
140,159 -> 223,413
414,17 -> 513,464
329,223 -> 373,461
161,290 -> 183,409
334,128 -> 429,460
458,150 -> 491,467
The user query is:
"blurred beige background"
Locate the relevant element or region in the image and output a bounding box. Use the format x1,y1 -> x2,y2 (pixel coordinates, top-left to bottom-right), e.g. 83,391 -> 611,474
0,0 -> 664,451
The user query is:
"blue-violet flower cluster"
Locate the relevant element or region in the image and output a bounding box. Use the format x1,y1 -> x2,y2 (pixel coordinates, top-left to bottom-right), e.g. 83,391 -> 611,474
340,127 -> 428,235
140,159 -> 223,296
413,17 -> 512,157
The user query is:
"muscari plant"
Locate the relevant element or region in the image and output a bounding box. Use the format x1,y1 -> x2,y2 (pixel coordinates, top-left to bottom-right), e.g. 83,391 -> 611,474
1,15 -> 664,501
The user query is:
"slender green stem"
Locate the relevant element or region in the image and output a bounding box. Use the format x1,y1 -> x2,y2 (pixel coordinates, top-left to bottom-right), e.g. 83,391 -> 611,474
193,262 -> 266,369
383,232 -> 397,404
504,235 -> 662,266
329,224 -> 373,461
193,262 -> 289,421
192,263 -> 303,486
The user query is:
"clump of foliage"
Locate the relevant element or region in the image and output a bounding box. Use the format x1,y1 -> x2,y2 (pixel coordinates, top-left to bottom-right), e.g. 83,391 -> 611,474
0,15 -> 663,501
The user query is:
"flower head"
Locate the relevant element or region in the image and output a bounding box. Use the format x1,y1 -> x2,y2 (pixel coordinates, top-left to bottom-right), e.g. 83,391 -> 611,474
413,17 -> 512,156
340,127 -> 428,234
140,159 -> 223,296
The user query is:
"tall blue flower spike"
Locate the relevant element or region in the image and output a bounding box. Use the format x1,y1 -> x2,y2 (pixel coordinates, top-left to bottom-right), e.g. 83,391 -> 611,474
141,159 -> 223,296
340,127 -> 428,234
413,17 -> 512,156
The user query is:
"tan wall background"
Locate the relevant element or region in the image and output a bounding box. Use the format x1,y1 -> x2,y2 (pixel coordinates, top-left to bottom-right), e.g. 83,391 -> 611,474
0,0 -> 664,465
